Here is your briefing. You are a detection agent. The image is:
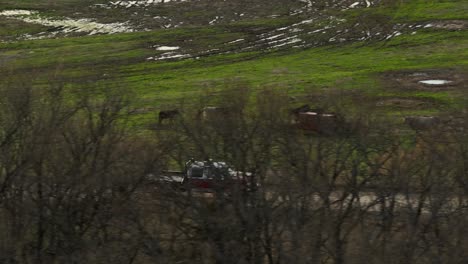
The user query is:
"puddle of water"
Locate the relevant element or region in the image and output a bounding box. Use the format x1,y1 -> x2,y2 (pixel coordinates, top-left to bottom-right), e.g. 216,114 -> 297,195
419,80 -> 453,85
0,9 -> 134,36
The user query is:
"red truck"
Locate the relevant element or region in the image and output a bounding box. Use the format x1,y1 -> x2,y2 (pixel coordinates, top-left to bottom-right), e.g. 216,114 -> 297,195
152,160 -> 257,193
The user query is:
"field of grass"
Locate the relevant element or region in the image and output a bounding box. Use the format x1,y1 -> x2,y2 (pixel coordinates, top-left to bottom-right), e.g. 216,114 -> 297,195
0,0 -> 467,125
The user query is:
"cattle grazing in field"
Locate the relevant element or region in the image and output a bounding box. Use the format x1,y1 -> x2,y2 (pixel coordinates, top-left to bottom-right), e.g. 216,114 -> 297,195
289,104 -> 340,133
158,109 -> 180,124
404,116 -> 440,130
296,112 -> 340,134
290,104 -> 311,116
290,104 -> 325,120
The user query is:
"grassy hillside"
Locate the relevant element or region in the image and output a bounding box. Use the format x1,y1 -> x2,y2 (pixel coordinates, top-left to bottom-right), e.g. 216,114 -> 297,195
0,0 -> 466,126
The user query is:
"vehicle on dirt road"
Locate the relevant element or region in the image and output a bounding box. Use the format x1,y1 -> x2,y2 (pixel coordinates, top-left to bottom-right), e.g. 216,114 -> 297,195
149,159 -> 257,193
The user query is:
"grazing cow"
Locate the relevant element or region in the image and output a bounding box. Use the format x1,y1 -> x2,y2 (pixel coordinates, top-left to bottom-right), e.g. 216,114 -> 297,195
158,109 -> 180,124
404,116 -> 440,130
290,104 -> 328,122
297,112 -> 339,134
290,104 -> 311,116
290,104 -> 326,119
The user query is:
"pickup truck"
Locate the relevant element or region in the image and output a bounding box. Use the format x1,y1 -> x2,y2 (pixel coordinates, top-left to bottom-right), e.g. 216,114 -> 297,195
149,160 -> 257,193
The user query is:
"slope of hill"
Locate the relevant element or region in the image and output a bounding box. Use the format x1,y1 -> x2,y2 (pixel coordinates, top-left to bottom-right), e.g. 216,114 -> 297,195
0,0 -> 466,125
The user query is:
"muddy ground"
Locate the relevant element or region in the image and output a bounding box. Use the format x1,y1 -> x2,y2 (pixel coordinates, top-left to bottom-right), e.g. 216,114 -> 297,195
381,68 -> 467,92
375,97 -> 436,109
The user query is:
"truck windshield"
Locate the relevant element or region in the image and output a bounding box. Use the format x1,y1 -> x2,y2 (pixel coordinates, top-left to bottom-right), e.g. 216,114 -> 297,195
189,167 -> 204,178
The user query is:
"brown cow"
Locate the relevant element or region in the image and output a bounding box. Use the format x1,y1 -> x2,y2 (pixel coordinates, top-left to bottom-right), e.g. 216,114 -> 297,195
297,112 -> 337,132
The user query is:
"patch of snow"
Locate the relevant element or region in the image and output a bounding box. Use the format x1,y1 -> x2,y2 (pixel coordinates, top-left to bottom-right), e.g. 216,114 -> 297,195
155,46 -> 180,51
107,0 -> 188,8
290,28 -> 303,33
270,38 -> 302,48
209,16 -> 220,25
150,52 -> 191,61
309,26 -> 332,34
264,34 -> 302,48
292,19 -> 315,27
227,39 -> 244,44
349,2 -> 360,8
0,10 -> 34,16
201,48 -> 220,54
385,31 -> 402,40
419,80 -> 453,85
265,34 -> 285,40
276,26 -> 290,31
0,9 -> 133,35
290,10 -> 304,16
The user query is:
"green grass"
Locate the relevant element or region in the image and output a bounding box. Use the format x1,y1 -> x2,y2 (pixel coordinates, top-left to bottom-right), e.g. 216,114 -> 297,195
343,0 -> 468,22
0,0 -> 466,123
114,29 -> 467,98
0,19 -> 49,39
1,27 -> 466,103
391,0 -> 468,21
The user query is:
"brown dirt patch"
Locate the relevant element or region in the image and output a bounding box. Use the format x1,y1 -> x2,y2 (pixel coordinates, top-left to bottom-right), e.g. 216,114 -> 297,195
0,53 -> 22,67
381,68 -> 467,91
431,20 -> 468,30
128,107 -> 156,115
375,98 -> 434,109
271,67 -> 289,75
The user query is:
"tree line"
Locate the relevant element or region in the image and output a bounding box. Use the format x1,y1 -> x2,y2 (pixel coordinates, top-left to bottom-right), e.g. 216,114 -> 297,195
1,81 -> 468,264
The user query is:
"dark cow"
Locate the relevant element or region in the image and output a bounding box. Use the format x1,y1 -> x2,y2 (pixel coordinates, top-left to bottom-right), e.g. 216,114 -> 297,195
290,104 -> 328,123
290,104 -> 326,117
158,109 -> 180,124
297,112 -> 339,134
404,116 -> 440,130
290,104 -> 311,116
